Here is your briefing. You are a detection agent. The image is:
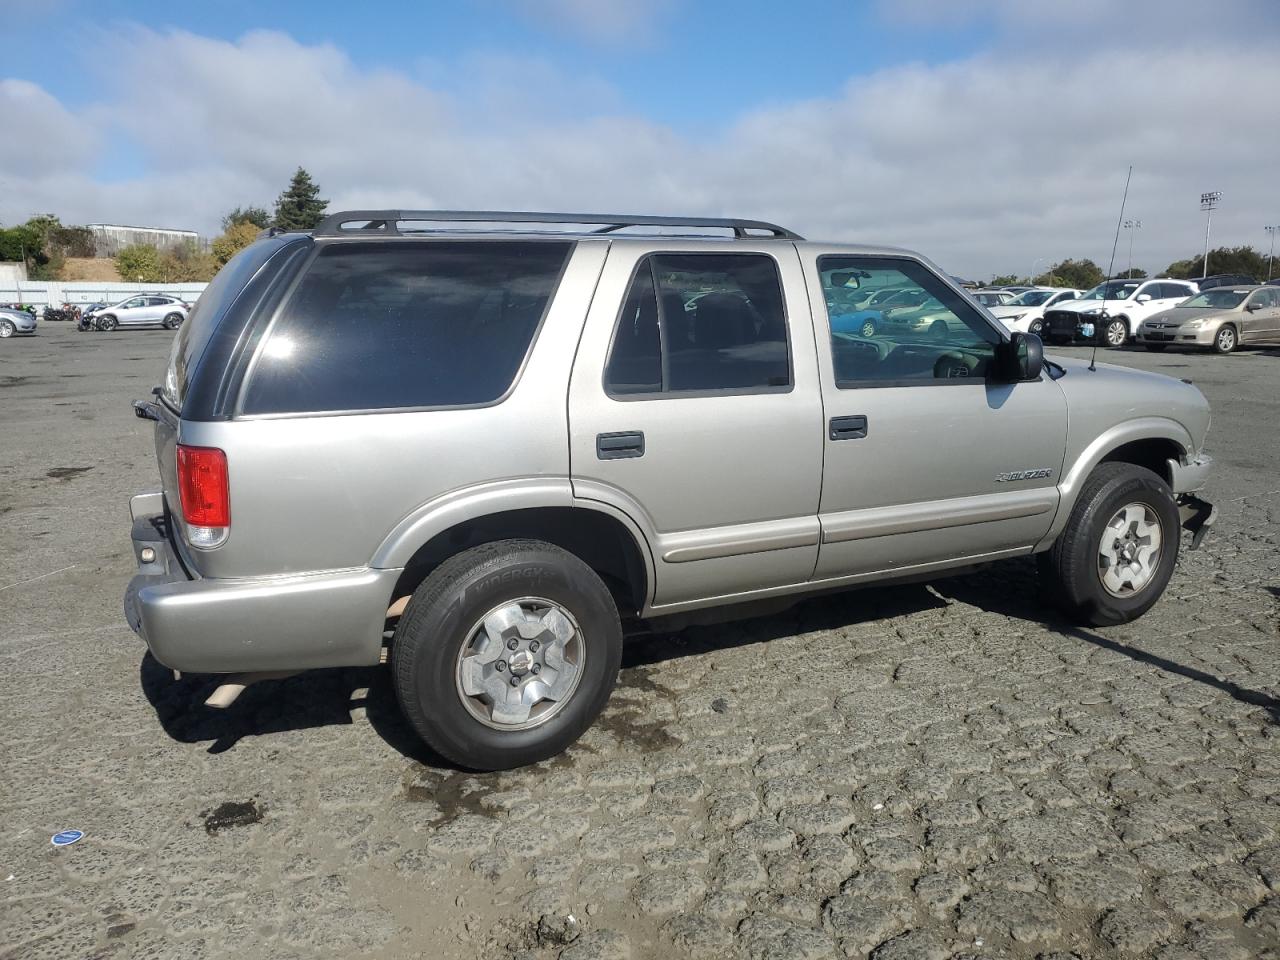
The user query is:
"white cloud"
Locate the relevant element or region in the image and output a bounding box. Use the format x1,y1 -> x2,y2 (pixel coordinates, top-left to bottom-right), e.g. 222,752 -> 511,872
505,0 -> 677,44
1,24 -> 1277,278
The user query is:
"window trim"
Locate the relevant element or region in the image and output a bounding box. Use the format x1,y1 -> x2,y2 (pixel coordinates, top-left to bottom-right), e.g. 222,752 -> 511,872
233,236 -> 575,420
817,254 -> 1009,392
601,250 -> 795,402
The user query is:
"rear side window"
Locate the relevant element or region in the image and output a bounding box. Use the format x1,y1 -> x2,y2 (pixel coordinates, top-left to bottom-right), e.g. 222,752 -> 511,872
242,240 -> 571,415
604,253 -> 790,396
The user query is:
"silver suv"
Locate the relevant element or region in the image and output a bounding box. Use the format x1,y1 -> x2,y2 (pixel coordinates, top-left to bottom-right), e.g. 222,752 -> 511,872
126,211 -> 1216,770
95,294 -> 189,331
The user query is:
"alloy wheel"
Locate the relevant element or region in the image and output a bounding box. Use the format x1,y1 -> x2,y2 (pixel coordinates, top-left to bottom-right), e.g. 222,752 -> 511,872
1097,502 -> 1163,598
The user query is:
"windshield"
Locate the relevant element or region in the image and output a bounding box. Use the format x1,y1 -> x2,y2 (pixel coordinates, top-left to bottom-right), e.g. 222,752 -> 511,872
1182,290 -> 1247,309
1008,290 -> 1053,306
1080,280 -> 1141,301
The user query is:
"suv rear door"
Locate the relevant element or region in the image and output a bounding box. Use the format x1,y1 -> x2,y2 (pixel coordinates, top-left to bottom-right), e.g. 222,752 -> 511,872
568,241 -> 823,608
801,248 -> 1068,580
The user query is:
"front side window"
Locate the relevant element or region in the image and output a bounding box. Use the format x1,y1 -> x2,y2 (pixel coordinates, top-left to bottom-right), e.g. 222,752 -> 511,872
1184,290 -> 1246,309
604,253 -> 789,396
242,240 -> 571,415
820,256 -> 1000,387
1080,281 -> 1141,301
1010,290 -> 1054,307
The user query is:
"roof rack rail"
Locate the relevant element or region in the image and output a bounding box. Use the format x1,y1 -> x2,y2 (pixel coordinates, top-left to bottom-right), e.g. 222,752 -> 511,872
311,210 -> 804,241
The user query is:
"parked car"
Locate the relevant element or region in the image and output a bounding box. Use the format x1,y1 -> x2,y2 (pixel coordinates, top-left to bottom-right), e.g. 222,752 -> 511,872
0,306 -> 38,338
1042,278 -> 1199,346
1195,274 -> 1257,290
125,209 -> 1215,770
988,288 -> 1083,335
971,289 -> 1017,308
1137,286 -> 1280,354
94,295 -> 189,331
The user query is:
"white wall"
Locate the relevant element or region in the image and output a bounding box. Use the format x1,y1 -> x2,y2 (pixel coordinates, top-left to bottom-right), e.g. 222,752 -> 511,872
0,281 -> 209,308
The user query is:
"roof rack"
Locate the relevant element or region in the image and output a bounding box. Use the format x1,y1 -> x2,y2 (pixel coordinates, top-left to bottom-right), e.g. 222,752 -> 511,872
311,210 -> 803,241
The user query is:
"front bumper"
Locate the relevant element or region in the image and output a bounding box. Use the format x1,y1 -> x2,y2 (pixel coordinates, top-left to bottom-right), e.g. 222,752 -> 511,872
125,492 -> 400,674
1138,325 -> 1214,346
1167,455 -> 1215,549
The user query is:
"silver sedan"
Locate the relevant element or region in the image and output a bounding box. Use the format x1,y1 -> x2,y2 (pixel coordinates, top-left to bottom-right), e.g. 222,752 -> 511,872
0,307 -> 38,338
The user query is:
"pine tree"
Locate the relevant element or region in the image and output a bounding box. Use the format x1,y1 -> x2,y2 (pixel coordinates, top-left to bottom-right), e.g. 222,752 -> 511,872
272,167 -> 329,231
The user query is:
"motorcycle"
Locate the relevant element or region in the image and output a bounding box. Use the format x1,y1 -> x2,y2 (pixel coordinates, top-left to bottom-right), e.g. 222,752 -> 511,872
43,304 -> 81,323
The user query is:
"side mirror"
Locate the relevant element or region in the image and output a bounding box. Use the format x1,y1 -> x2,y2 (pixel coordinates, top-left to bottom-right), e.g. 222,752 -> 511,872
1135,293 -> 1151,303
996,332 -> 1044,382
1246,302 -> 1262,312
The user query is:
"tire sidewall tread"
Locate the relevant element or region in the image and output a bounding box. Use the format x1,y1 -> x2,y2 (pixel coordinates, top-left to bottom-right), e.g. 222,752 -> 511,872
1043,463 -> 1181,626
392,539 -> 622,771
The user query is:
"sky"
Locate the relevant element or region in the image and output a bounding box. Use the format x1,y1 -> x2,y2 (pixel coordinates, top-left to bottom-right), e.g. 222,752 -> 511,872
2,0 -> 1278,279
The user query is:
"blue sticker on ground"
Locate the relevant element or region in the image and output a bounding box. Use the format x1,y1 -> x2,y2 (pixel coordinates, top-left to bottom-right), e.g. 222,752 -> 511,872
51,830 -> 84,847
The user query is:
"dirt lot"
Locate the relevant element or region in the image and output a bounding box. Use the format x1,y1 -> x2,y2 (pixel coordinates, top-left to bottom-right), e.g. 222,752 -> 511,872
2,321 -> 1278,960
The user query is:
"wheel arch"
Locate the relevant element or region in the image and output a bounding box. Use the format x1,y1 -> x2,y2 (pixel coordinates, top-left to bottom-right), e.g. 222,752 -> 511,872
1038,419 -> 1192,549
375,481 -> 654,619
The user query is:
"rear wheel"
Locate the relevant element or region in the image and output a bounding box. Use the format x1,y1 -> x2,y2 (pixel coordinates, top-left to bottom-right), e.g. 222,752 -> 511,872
392,539 -> 622,770
0,319 -> 14,338
97,314 -> 117,331
1104,318 -> 1128,347
1213,325 -> 1237,354
1038,463 -> 1180,626
162,313 -> 183,330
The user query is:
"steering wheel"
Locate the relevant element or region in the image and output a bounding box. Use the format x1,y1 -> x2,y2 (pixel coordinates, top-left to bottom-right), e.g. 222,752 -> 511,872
933,351 -> 978,380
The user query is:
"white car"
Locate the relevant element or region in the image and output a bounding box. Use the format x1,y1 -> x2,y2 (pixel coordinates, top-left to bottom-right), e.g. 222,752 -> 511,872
988,288 -> 1083,336
1042,278 -> 1199,347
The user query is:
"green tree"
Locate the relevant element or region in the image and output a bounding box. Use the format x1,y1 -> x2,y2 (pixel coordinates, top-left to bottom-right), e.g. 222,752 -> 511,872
1034,258 -> 1104,290
1163,246 -> 1266,280
990,274 -> 1020,286
115,243 -> 164,282
272,167 -> 328,231
1112,267 -> 1147,280
222,205 -> 271,231
160,241 -> 219,282
211,221 -> 261,266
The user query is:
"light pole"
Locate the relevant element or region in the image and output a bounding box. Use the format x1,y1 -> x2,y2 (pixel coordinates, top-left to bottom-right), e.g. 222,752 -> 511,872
1266,225 -> 1278,282
1200,191 -> 1220,279
1123,219 -> 1142,278
1031,257 -> 1045,284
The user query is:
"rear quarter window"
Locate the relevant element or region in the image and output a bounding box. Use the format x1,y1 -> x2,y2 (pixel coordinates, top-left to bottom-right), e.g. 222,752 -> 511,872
240,240 -> 572,416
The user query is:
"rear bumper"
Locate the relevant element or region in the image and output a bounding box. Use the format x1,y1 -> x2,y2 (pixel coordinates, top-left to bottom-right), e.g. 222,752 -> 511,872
125,494 -> 400,674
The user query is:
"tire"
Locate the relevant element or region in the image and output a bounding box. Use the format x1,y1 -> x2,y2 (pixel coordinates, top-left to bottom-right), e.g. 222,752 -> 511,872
1104,318 -> 1128,347
1213,325 -> 1236,354
859,319 -> 877,338
929,319 -> 948,339
97,314 -> 117,332
392,539 -> 622,770
162,313 -> 183,330
1144,343 -> 1168,352
1028,318 -> 1044,336
0,319 -> 14,338
1037,462 -> 1180,626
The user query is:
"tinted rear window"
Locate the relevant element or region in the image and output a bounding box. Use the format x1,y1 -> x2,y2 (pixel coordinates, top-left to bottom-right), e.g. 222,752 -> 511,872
241,240 -> 571,415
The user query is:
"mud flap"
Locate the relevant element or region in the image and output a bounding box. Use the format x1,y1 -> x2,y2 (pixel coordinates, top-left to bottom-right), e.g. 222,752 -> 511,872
1178,495 -> 1216,550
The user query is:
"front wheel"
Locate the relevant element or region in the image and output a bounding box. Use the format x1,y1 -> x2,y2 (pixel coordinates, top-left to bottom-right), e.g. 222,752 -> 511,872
1104,318 -> 1128,347
392,539 -> 622,770
97,314 -> 117,331
1213,325 -> 1237,354
1028,318 -> 1044,336
929,319 -> 948,339
859,319 -> 877,338
1038,463 -> 1180,626
0,319 -> 14,338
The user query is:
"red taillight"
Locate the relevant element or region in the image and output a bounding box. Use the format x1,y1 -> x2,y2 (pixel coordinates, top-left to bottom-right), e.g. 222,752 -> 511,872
176,444 -> 229,528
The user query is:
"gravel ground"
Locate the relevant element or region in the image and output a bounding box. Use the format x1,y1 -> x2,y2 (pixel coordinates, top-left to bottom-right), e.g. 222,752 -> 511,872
2,321 -> 1278,960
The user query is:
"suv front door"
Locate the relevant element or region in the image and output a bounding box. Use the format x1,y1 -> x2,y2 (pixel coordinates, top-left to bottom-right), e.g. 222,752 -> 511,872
569,243 -> 824,608
802,251 -> 1068,581
117,297 -> 148,325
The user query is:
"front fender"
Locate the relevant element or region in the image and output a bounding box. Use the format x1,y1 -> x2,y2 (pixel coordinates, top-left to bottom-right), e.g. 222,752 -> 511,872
1037,417 -> 1192,548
